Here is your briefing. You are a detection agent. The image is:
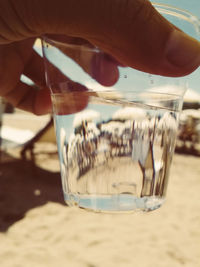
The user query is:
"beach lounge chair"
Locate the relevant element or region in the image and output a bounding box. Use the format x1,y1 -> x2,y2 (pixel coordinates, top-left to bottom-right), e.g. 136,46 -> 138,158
1,110 -> 56,161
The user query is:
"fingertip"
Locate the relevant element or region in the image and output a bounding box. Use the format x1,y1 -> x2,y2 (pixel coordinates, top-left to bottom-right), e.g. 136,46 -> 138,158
164,30 -> 200,77
51,91 -> 89,115
91,53 -> 119,86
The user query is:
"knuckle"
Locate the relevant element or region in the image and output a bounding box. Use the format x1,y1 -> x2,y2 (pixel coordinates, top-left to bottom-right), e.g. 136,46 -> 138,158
0,0 -> 37,44
126,0 -> 155,27
105,0 -> 155,38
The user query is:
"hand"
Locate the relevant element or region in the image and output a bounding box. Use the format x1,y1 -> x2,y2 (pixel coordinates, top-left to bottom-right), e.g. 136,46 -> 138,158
0,0 -> 200,114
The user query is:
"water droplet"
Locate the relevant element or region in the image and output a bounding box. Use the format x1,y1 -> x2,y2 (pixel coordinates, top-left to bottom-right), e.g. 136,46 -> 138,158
148,74 -> 154,85
34,189 -> 41,196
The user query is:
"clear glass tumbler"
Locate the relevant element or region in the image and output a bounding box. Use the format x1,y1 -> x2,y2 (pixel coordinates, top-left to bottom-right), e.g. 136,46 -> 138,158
42,4 -> 199,212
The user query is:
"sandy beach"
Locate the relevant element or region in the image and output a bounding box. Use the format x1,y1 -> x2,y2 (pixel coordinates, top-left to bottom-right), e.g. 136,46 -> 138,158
0,136 -> 200,267
0,109 -> 199,267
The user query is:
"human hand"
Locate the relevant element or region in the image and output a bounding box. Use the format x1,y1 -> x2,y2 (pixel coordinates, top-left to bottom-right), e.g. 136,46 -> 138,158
0,0 -> 200,114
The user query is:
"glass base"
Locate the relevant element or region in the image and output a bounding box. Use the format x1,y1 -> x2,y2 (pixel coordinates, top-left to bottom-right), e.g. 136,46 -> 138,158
64,193 -> 165,213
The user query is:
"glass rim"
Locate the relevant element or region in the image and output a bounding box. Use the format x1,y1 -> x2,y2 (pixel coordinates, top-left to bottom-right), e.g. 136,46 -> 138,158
51,90 -> 183,112
52,90 -> 184,104
152,2 -> 200,28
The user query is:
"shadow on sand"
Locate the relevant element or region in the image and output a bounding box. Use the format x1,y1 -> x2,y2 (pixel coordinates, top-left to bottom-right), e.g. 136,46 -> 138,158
0,152 -> 65,232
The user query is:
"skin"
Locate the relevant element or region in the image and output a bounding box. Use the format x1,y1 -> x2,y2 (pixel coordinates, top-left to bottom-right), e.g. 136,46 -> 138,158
0,0 -> 200,115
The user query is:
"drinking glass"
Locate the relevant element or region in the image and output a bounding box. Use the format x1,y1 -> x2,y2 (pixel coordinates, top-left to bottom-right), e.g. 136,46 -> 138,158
41,4 -> 199,212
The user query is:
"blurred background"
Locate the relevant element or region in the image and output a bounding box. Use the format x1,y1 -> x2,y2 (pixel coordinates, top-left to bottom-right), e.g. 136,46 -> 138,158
0,1 -> 200,267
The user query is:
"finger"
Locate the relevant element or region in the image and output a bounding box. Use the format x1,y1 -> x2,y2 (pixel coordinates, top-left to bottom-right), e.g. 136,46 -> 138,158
51,83 -> 89,115
3,81 -> 51,115
22,44 -> 90,115
0,39 -> 35,97
1,0 -> 199,77
23,50 -> 46,87
23,44 -> 74,91
4,79 -> 88,115
91,52 -> 119,86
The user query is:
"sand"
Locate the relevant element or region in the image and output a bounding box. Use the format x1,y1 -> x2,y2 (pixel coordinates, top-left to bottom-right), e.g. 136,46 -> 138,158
0,109 -> 199,267
0,139 -> 200,267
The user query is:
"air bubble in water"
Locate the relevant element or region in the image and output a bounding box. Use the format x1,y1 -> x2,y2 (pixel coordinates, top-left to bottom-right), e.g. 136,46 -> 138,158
148,74 -> 154,85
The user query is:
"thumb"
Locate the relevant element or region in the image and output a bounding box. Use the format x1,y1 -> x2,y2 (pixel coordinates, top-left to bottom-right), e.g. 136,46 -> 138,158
85,0 -> 200,77
1,0 -> 200,77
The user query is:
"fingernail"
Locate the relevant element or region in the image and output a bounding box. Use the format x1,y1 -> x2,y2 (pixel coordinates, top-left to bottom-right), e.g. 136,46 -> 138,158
166,30 -> 200,68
